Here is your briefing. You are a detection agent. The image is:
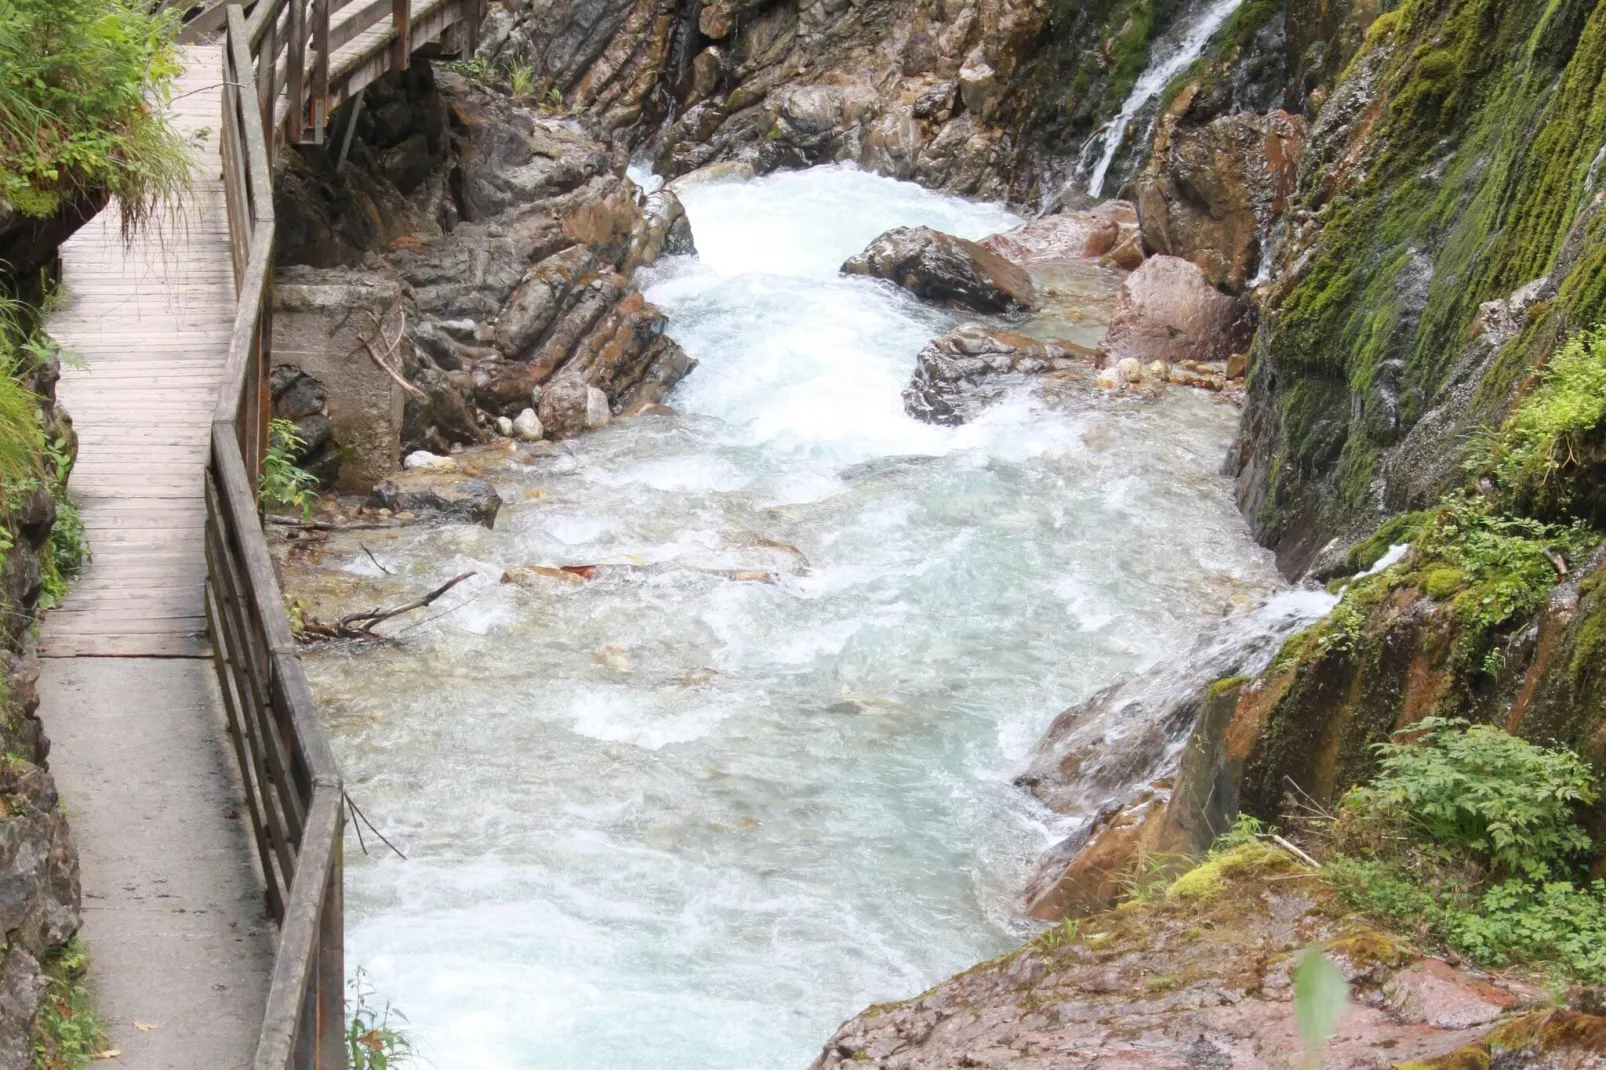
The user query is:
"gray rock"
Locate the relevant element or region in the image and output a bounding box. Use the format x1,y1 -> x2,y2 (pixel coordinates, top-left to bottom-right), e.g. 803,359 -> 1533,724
842,226 -> 1038,313
367,473 -> 503,528
904,324 -> 1095,425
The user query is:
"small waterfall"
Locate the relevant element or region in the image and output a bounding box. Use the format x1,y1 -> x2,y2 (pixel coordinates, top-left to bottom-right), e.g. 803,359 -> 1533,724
1084,0 -> 1245,197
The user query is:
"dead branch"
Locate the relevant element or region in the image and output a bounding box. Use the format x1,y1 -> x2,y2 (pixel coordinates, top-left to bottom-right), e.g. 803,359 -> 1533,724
358,306 -> 428,402
338,571 -> 476,634
1270,834 -> 1320,869
267,515 -> 403,532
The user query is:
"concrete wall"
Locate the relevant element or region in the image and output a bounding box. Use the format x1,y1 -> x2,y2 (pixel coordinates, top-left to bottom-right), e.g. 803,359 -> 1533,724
273,269 -> 405,492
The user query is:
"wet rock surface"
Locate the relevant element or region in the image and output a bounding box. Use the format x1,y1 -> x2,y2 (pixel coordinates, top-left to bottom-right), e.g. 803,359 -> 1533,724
902,324 -> 1093,425
1137,103 -> 1305,292
809,853 -> 1589,1070
842,226 -> 1037,313
367,470 -> 504,528
1097,255 -> 1256,369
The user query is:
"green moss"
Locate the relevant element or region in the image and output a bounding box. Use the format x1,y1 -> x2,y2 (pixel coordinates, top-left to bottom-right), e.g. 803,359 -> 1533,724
1207,675 -> 1248,699
1424,566 -> 1467,599
1167,841 -> 1292,900
1249,0 -> 1606,551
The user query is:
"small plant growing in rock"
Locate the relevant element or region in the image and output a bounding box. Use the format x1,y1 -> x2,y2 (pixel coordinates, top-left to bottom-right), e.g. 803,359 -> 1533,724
347,969 -> 416,1070
260,418 -> 319,520
506,60 -> 536,100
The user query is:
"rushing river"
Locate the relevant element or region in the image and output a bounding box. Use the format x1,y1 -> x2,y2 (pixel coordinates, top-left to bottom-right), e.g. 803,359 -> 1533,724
303,165 -> 1284,1068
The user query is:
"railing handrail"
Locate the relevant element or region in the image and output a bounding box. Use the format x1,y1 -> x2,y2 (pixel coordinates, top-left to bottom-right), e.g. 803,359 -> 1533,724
208,2 -> 479,1062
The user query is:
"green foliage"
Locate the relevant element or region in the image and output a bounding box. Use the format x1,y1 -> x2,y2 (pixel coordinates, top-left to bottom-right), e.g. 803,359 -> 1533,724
1327,858 -> 1606,986
260,419 -> 318,520
0,0 -> 189,229
1410,494 -> 1596,670
31,937 -> 107,1069
1348,717 -> 1597,880
1293,945 -> 1350,1068
1472,326 -> 1606,519
347,969 -> 416,1070
1326,720 -> 1606,985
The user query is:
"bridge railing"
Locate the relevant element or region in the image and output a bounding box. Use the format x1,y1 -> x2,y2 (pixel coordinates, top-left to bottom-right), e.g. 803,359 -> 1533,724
176,0 -> 481,145
207,4 -> 346,1066
205,0 -> 481,1060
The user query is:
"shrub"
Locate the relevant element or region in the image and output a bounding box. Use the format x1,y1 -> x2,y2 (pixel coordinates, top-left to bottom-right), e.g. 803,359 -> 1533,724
0,0 -> 188,228
1346,717 -> 1596,880
260,419 -> 319,519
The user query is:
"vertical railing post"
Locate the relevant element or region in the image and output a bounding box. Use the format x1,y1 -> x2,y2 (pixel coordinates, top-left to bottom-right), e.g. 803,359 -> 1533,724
316,834 -> 345,1068
286,0 -> 305,142
391,0 -> 410,72
310,0 -> 330,144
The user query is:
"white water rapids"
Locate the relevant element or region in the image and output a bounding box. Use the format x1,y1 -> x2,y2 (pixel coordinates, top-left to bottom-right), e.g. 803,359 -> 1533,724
303,165 -> 1298,1068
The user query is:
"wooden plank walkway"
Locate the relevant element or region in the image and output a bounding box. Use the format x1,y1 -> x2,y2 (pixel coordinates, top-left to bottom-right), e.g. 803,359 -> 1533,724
36,46 -> 275,1067
39,48 -> 234,659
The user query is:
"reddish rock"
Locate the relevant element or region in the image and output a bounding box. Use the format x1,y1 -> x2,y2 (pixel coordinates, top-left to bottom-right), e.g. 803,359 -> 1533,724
980,201 -> 1141,268
1096,255 -> 1256,369
1137,104 -> 1306,291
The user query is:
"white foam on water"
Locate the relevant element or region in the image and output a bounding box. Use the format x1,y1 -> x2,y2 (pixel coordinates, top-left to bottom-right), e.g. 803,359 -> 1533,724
313,164 -> 1293,1069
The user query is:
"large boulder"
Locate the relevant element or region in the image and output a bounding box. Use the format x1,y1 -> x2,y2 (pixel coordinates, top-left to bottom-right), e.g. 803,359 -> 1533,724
1137,105 -> 1306,291
842,226 -> 1038,313
1096,255 -> 1256,369
903,324 -> 1094,425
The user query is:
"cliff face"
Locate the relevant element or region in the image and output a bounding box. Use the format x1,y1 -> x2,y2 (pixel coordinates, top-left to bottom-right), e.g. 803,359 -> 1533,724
477,0 -> 1370,205
1230,0 -> 1606,576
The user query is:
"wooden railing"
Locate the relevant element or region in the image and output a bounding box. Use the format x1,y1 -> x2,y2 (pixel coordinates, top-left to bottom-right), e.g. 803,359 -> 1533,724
208,6 -> 346,1066
199,0 -> 466,1063
176,0 -> 482,145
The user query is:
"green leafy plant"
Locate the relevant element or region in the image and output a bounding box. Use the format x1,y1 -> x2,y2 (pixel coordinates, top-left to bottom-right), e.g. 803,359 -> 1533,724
1347,717 -> 1597,880
506,61 -> 536,100
1293,945 -> 1349,1069
260,418 -> 319,520
347,969 -> 416,1070
0,0 -> 189,230
31,937 -> 109,1069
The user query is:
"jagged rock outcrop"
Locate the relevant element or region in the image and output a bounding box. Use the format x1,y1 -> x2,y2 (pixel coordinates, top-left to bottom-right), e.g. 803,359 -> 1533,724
1137,102 -> 1305,291
903,324 -> 1094,424
811,847 -> 1600,1069
272,64 -> 696,461
0,336 -> 80,1067
1097,254 -> 1255,368
842,226 -> 1037,313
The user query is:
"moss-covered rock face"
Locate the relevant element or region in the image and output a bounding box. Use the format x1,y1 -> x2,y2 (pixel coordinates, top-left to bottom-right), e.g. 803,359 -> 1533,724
1232,0 -> 1606,576
1217,547 -> 1606,860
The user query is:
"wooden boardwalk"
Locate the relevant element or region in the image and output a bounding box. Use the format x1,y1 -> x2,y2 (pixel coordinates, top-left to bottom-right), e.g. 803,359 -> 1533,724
37,46 -> 275,1066
39,50 -> 234,659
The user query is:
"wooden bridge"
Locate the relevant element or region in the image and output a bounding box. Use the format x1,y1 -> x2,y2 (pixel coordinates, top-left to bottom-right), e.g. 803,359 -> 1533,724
39,2 -> 481,1065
